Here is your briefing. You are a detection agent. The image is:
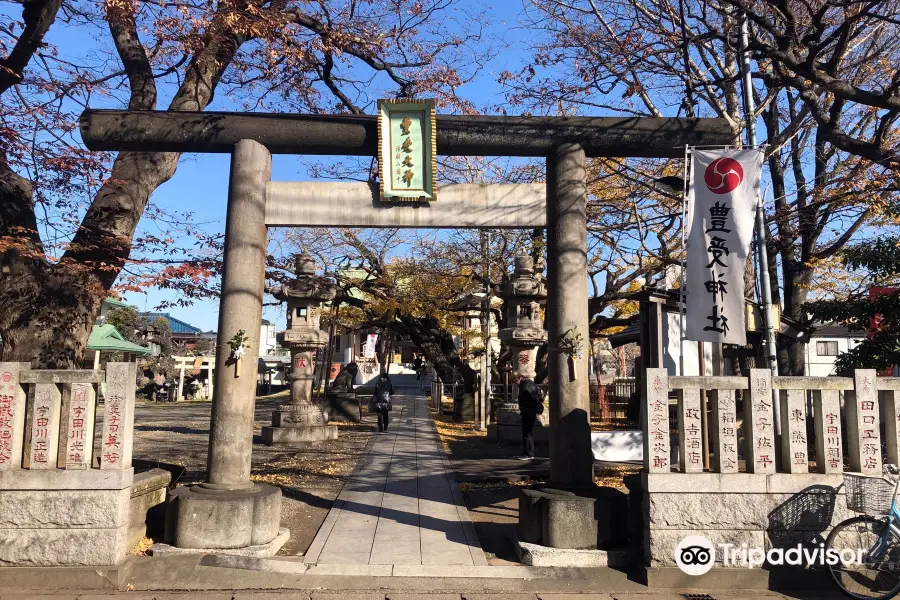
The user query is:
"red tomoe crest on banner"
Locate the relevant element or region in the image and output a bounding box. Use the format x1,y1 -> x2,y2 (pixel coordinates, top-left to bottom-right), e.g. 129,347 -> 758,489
704,158 -> 744,194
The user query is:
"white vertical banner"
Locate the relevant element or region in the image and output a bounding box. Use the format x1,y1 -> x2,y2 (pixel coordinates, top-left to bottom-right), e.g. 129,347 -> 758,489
686,148 -> 763,345
363,334 -> 379,359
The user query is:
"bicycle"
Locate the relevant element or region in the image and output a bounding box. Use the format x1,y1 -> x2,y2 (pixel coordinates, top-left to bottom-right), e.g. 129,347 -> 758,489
827,464 -> 900,599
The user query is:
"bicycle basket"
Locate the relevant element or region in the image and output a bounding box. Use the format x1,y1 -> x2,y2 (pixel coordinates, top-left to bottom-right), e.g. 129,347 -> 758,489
843,472 -> 896,515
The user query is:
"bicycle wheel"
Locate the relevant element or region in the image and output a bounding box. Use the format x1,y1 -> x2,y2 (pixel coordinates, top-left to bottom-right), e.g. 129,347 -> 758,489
827,516 -> 900,600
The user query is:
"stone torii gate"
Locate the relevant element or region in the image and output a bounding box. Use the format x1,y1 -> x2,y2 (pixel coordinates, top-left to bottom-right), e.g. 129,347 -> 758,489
81,109 -> 731,553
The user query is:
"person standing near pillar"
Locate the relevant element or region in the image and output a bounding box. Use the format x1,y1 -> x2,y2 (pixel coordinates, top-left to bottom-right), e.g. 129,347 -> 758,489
514,371 -> 543,459
373,373 -> 394,432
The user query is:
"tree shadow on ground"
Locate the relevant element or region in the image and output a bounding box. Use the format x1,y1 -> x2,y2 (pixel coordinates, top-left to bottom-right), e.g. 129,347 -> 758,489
459,484 -> 522,563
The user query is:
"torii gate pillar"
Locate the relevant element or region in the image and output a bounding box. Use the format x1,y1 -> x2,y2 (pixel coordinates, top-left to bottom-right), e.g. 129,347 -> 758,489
164,140 -> 286,554
547,143 -> 593,487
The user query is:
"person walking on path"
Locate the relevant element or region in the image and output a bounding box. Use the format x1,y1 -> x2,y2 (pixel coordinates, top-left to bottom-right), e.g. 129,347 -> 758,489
373,373 -> 394,432
413,355 -> 424,380
513,371 -> 543,459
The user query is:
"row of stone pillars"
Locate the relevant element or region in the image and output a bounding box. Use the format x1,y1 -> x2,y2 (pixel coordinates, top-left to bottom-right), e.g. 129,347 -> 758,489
166,139 -> 593,552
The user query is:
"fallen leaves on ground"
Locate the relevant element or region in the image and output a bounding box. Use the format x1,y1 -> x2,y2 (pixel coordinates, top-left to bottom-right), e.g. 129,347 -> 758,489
128,537 -> 154,557
458,479 -> 547,491
431,413 -> 487,454
589,417 -> 638,431
251,472 -> 295,487
593,465 -> 640,491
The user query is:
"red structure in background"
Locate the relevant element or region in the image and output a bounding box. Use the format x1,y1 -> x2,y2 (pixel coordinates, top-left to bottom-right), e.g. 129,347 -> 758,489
868,287 -> 899,376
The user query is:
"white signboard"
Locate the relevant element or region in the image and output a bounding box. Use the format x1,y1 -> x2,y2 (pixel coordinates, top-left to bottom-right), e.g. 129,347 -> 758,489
363,334 -> 379,360
686,148 -> 763,345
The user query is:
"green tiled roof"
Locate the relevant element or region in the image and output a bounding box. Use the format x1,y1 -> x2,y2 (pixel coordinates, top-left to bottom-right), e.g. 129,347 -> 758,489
88,324 -> 152,355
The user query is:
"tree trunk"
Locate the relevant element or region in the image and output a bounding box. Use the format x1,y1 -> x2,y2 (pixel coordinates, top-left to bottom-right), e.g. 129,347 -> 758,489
0,6 -> 242,368
0,260 -> 99,367
393,314 -> 476,393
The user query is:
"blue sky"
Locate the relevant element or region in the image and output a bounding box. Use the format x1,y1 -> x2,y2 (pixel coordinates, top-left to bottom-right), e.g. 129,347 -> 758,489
7,0 -> 847,333
18,0 -> 537,331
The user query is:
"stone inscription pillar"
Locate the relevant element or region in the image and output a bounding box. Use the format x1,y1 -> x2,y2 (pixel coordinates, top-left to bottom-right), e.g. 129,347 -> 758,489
710,390 -> 738,473
642,368 -> 670,473
546,142 -> 592,487
0,363 -> 27,470
207,139 -> 270,490
847,369 -> 881,475
814,389 -> 843,474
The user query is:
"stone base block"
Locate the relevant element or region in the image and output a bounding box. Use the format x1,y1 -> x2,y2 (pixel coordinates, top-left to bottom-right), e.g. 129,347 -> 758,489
486,423 -> 549,445
642,472 -> 851,568
262,425 -> 338,444
0,479 -> 134,566
165,483 -> 282,550
514,535 -> 634,568
150,527 -> 289,558
317,393 -> 361,422
0,488 -> 130,529
0,525 -> 128,566
519,486 -> 629,551
642,565 -> 769,589
128,468 -> 171,550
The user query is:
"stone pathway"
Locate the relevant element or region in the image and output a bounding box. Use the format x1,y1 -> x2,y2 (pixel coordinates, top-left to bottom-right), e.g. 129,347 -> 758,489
303,388 -> 487,566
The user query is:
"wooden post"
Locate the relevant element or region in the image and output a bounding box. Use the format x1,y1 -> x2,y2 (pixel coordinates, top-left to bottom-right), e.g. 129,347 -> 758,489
884,390 -> 900,466
178,361 -> 186,401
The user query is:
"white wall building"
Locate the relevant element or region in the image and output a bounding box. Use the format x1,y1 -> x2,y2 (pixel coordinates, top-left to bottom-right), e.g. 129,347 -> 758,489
805,323 -> 864,376
259,319 -> 278,356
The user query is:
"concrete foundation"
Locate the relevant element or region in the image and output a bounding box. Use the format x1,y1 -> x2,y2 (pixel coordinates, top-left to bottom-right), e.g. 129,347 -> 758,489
261,424 -> 338,443
0,469 -> 134,567
486,423 -> 549,445
641,472 -> 849,568
128,468 -> 171,550
164,482 -> 283,549
518,486 -> 628,551
151,527 -> 289,558
643,565 -> 770,589
515,535 -> 634,568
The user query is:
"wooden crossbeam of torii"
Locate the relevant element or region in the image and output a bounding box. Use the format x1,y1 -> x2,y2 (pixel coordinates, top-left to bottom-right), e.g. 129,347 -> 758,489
79,110 -> 732,158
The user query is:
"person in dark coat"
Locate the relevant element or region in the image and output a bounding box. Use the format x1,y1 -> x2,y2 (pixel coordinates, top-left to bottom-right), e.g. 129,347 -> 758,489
513,371 -> 543,459
413,355 -> 424,380
373,374 -> 394,432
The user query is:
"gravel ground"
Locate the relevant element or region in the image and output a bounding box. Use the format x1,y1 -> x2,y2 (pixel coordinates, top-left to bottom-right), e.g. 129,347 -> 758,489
130,391 -> 375,556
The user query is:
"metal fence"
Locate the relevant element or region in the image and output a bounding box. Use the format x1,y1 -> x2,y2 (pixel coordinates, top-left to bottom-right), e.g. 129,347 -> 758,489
596,377 -> 638,423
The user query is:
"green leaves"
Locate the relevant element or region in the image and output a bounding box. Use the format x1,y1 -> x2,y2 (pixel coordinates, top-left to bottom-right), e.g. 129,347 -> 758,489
807,236 -> 900,375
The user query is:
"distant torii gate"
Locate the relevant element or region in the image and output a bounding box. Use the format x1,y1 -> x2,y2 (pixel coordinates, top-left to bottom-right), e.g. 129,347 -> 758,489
81,109 -> 732,553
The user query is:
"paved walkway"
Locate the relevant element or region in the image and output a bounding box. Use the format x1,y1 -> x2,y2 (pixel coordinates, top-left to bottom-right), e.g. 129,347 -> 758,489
303,388 -> 487,566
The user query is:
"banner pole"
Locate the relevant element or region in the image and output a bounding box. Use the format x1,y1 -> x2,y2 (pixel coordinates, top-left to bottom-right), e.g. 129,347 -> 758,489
740,13 -> 782,437
680,147 -> 690,377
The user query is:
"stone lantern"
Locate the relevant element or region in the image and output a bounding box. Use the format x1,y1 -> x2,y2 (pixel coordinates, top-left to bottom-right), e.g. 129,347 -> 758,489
262,253 -> 338,444
490,255 -> 548,444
